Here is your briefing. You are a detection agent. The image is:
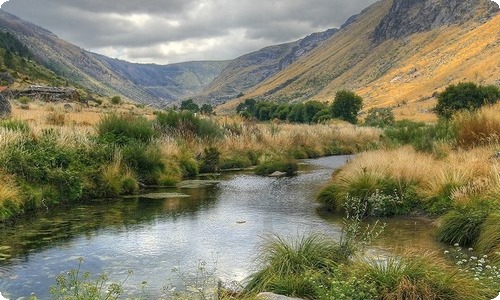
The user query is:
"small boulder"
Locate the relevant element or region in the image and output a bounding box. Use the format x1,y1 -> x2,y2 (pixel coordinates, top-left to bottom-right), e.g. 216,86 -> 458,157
269,171 -> 286,177
63,103 -> 73,112
0,93 -> 11,119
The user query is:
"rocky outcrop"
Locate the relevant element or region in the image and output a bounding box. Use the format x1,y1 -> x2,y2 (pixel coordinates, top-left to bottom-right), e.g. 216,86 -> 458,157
0,93 -> 11,119
373,0 -> 499,42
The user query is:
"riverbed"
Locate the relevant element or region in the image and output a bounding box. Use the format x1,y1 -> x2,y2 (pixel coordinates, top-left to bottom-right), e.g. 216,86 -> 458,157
0,156 -> 441,299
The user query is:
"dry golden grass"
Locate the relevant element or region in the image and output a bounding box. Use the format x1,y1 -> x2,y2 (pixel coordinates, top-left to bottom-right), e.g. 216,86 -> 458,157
0,172 -> 21,207
453,104 -> 500,148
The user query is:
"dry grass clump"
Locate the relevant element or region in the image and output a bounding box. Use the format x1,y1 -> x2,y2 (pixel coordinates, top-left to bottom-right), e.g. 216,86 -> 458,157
454,104 -> 500,148
0,172 -> 22,221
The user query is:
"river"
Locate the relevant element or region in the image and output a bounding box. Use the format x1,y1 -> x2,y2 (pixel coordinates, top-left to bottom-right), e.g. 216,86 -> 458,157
0,156 -> 441,299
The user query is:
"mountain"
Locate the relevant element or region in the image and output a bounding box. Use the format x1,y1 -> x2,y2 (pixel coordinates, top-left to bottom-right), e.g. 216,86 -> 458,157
194,28 -> 337,105
0,10 -> 228,106
221,0 -> 500,120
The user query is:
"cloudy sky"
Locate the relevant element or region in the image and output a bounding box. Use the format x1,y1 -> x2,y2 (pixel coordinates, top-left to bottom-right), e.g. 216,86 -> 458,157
0,0 -> 499,65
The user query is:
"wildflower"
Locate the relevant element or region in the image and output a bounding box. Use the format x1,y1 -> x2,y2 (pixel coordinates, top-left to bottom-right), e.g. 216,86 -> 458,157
454,243 -> 460,247
444,250 -> 450,254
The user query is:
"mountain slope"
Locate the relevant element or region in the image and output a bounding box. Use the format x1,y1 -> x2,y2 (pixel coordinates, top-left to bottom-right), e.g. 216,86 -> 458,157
195,29 -> 337,105
223,0 -> 499,120
0,10 -> 228,106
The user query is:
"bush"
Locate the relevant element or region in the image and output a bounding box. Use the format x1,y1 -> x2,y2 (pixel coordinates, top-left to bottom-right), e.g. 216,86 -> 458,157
475,213 -> 500,262
219,155 -> 253,170
245,234 -> 342,298
122,143 -> 165,185
110,95 -> 122,105
354,255 -> 490,300
437,204 -> 489,247
331,90 -> 363,124
155,111 -> 222,140
254,159 -> 298,176
97,113 -> 156,145
199,146 -> 220,173
435,82 -> 500,119
364,107 -> 395,128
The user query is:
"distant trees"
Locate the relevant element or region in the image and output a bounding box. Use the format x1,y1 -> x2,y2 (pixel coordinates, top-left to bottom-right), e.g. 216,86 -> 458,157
236,90 -> 364,124
110,95 -> 122,105
180,99 -> 199,113
435,82 -> 500,119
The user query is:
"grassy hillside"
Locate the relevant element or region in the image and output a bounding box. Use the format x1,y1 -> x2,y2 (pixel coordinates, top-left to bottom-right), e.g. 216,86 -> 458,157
223,0 -> 499,121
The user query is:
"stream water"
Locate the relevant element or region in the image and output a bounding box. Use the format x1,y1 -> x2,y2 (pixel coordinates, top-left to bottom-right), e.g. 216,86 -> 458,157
0,156 -> 442,299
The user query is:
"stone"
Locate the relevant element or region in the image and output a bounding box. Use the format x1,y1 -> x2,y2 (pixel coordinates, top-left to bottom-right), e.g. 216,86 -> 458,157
269,171 -> 287,177
123,192 -> 190,199
177,180 -> 221,189
0,93 -> 11,119
256,292 -> 304,300
63,103 -> 73,111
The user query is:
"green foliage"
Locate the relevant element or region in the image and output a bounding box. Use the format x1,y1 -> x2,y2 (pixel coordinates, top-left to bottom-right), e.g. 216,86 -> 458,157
435,82 -> 500,119
0,119 -> 30,132
0,134 -> 84,206
122,143 -> 165,185
331,90 -> 363,124
110,95 -> 122,105
475,213 -> 500,262
17,96 -> 31,105
237,99 -> 330,124
384,119 -> 456,152
245,234 -> 342,297
200,103 -> 214,115
199,146 -> 220,173
437,204 -> 489,247
355,255 -> 490,300
0,31 -> 33,59
364,107 -> 395,128
219,155 -> 253,170
254,159 -> 298,176
180,99 -> 199,113
97,113 -> 156,146
155,110 -> 223,140
48,258 -> 132,300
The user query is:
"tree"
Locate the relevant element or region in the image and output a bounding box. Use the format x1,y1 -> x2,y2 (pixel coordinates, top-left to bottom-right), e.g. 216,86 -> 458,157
200,103 -> 214,115
236,98 -> 256,115
435,82 -> 500,119
330,90 -> 363,124
180,99 -> 199,113
303,101 -> 327,123
364,107 -> 395,128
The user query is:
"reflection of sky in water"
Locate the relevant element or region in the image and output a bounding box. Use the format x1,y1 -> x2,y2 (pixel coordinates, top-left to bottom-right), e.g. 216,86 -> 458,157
0,156 -> 439,299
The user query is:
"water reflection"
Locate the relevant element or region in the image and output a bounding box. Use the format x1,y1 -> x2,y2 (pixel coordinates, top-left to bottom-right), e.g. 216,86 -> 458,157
0,156 -> 440,299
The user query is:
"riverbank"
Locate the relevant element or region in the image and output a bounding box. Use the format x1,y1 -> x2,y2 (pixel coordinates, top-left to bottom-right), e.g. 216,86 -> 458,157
0,100 -> 382,222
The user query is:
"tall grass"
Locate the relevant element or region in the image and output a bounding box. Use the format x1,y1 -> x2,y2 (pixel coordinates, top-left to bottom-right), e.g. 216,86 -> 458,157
97,113 -> 156,145
245,234 -> 342,297
353,254 -> 491,300
453,104 -> 500,148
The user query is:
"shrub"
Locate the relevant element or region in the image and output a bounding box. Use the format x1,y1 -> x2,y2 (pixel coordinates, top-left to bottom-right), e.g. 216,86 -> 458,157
437,204 -> 489,247
254,159 -> 298,176
199,146 -> 220,173
110,95 -> 122,105
435,82 -> 500,119
46,111 -> 67,126
155,111 -> 222,140
97,113 -> 156,145
330,90 -> 363,124
122,142 -> 165,185
364,107 -> 395,128
354,255 -> 490,300
474,212 -> 500,262
453,108 -> 500,148
245,234 -> 342,298
219,155 -> 253,170
17,96 -> 31,104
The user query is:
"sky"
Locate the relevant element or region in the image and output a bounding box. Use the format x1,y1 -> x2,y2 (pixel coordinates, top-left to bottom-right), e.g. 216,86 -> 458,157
0,0 -> 499,65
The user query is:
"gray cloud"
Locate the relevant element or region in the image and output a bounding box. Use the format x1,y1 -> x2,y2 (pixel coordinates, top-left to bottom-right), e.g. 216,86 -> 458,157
1,0 -> 378,64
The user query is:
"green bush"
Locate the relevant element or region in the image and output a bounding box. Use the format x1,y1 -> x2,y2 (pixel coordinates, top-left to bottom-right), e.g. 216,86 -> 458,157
254,159 -> 298,176
364,107 -> 395,128
97,113 -> 156,146
354,255 -> 490,300
435,82 -> 500,119
110,95 -> 122,105
155,111 -> 222,140
437,204 -> 489,247
219,155 -> 252,170
122,143 -> 165,185
199,146 -> 220,173
330,90 -> 363,124
245,234 -> 342,298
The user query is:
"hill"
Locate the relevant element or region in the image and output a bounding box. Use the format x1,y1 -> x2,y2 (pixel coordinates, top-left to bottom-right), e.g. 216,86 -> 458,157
194,28 -> 337,105
0,10 -> 228,106
221,0 -> 500,121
